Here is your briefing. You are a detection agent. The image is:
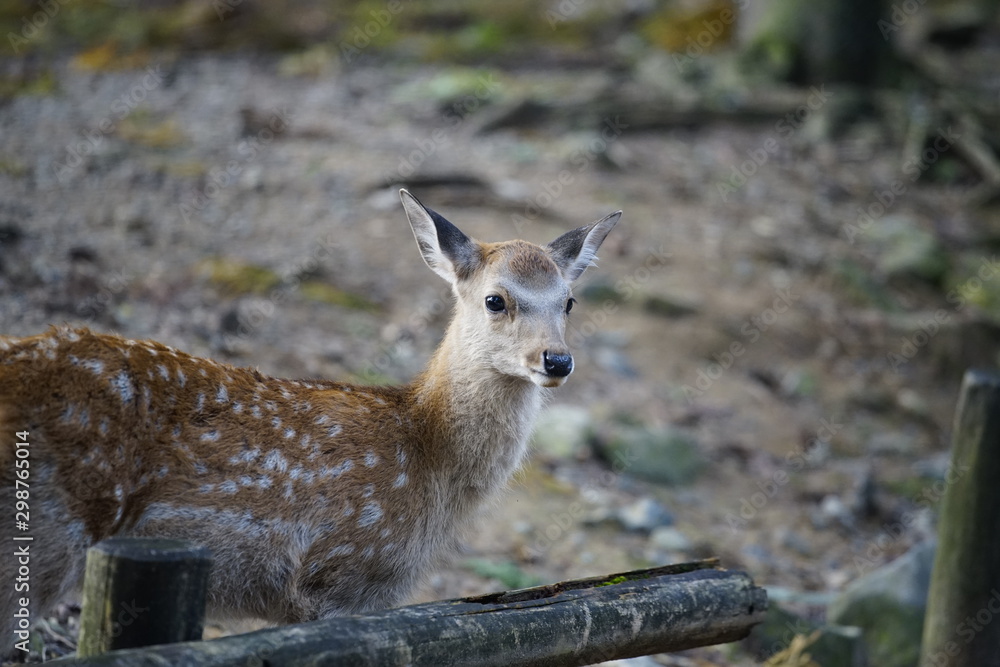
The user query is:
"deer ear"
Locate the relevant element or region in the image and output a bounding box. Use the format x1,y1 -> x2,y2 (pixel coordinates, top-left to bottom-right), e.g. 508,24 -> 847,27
547,211 -> 621,282
400,190 -> 481,284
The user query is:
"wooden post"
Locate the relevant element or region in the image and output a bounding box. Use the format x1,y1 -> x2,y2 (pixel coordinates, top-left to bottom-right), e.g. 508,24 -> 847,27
77,537 -> 212,657
921,370 -> 1000,666
60,559 -> 766,666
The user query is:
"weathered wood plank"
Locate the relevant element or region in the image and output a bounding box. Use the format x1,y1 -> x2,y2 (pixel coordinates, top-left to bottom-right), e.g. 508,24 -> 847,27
61,559 -> 766,667
77,538 -> 212,658
921,370 -> 1000,667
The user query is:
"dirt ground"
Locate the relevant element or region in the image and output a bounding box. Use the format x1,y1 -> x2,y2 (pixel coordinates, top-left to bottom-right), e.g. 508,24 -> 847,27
1,46 -> 998,664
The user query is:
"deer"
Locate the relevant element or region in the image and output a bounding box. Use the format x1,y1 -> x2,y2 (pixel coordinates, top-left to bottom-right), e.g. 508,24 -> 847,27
0,189 -> 621,643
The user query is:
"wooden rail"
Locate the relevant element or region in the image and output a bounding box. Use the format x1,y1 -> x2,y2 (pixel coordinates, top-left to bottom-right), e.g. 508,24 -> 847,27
55,556 -> 766,666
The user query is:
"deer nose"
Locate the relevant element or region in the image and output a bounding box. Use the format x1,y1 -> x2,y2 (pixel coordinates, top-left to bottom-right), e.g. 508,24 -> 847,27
543,351 -> 573,377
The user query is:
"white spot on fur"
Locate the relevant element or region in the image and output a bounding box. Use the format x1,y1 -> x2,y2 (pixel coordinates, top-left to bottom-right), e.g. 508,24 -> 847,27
177,368 -> 186,387
393,472 -> 408,488
219,480 -> 238,493
322,460 -> 353,479
229,448 -> 260,465
262,450 -> 288,473
76,357 -> 105,376
201,430 -> 220,442
195,393 -> 205,411
364,451 -> 378,467
216,384 -> 229,403
110,371 -> 135,403
233,401 -> 243,414
358,501 -> 383,528
158,364 -> 170,381
327,544 -> 355,558
327,424 -> 342,438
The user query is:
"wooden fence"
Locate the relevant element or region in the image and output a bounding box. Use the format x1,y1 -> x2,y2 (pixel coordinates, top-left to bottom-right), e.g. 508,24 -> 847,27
54,553 -> 765,666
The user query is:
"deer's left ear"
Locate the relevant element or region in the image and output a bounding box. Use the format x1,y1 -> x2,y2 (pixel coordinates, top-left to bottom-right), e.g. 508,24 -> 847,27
547,211 -> 621,282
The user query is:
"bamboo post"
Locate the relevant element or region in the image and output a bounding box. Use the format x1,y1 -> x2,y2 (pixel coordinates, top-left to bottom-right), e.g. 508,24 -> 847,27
60,559 -> 766,666
920,370 -> 1000,666
77,537 -> 212,657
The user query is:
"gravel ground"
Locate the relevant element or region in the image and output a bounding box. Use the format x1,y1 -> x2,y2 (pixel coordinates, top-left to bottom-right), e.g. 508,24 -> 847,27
1,50 -> 996,664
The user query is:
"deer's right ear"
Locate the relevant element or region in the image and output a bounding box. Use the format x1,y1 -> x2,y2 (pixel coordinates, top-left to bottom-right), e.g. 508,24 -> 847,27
401,189 -> 481,284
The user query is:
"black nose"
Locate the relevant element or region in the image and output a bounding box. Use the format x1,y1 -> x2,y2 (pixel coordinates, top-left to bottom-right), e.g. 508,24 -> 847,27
543,351 -> 573,377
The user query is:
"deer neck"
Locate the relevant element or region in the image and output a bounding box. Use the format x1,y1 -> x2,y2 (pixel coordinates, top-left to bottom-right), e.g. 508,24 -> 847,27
409,318 -> 543,502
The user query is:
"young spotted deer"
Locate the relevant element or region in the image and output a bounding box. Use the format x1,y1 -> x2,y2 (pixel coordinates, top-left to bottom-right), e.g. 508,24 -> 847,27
0,190 -> 620,640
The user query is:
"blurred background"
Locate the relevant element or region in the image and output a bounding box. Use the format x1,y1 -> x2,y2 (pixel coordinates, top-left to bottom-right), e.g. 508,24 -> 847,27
2,0 -> 1000,664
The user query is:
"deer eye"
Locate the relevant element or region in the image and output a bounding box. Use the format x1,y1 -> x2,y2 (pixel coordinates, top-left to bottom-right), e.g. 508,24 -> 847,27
566,297 -> 576,314
485,295 -> 506,313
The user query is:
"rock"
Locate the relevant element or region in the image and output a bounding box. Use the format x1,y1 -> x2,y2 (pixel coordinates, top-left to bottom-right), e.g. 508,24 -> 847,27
616,497 -> 674,533
595,423 -> 705,486
530,405 -> 594,460
811,494 -> 853,530
649,525 -> 690,551
828,541 -> 936,667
